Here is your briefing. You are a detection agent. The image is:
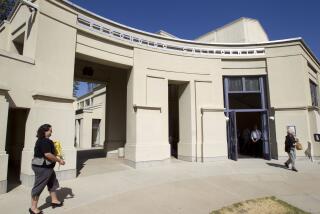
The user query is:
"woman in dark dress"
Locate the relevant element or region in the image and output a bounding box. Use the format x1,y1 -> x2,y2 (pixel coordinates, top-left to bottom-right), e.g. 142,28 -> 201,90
29,124 -> 65,214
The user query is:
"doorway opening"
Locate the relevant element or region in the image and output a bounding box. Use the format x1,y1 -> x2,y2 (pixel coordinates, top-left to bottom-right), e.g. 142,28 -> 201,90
74,56 -> 130,176
168,84 -> 179,158
168,81 -> 191,159
92,119 -> 101,147
5,108 -> 29,191
236,112 -> 263,158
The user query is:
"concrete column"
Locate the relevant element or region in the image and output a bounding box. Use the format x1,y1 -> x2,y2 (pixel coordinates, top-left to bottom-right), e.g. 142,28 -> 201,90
0,90 -> 9,194
20,95 -> 77,187
99,93 -> 106,147
177,81 -> 197,162
106,73 -> 127,157
79,112 -> 92,149
124,68 -> 170,168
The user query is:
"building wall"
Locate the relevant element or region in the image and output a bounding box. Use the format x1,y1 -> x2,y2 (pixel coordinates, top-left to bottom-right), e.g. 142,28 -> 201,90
0,0 -> 319,191
0,0 -> 78,188
196,18 -> 269,43
266,50 -> 320,159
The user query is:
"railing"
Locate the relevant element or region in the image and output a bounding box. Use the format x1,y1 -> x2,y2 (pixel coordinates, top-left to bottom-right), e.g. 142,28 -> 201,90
77,15 -> 265,57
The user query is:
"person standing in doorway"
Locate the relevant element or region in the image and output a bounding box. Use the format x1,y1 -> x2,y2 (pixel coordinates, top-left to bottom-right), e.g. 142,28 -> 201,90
250,124 -> 262,157
284,129 -> 298,172
241,128 -> 251,154
29,124 -> 65,214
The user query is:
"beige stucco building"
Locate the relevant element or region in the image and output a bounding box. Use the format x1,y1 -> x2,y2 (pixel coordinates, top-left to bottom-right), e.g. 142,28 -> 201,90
0,0 -> 320,194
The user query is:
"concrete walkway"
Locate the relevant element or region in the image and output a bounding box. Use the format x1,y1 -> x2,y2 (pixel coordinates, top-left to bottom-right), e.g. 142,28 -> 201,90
1,158 -> 320,214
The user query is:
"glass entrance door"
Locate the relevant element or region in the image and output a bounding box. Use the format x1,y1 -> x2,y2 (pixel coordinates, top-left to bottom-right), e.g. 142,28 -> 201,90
227,111 -> 238,161
261,111 -> 271,160
224,76 -> 270,160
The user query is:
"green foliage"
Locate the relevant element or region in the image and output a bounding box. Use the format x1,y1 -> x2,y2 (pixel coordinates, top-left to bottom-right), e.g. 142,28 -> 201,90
0,0 -> 17,22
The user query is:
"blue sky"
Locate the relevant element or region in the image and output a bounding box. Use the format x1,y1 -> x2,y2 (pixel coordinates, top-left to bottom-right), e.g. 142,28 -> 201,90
72,0 -> 320,97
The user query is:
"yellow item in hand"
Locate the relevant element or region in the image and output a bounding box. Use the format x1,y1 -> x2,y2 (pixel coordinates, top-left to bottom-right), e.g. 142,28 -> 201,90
53,141 -> 63,159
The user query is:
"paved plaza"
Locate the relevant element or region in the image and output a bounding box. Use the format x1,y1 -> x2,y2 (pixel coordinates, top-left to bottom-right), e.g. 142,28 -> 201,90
1,156 -> 320,214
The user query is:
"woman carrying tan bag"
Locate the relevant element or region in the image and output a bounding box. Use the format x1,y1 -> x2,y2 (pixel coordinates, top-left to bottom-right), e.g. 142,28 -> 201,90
295,139 -> 303,151
284,129 -> 298,172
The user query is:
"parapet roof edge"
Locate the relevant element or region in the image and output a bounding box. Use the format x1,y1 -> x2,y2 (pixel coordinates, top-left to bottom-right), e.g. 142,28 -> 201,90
6,0 -> 318,66
156,30 -> 178,38
61,1 -> 299,46
61,0 -> 319,66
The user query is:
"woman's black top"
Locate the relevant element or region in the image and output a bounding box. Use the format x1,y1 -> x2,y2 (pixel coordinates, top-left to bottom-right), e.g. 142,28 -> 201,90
285,134 -> 295,152
33,138 -> 56,168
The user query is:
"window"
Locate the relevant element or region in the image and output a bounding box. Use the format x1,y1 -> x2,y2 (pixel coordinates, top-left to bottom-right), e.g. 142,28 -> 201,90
228,93 -> 261,109
229,77 -> 243,91
310,81 -> 318,106
224,76 -> 267,110
85,99 -> 90,107
245,77 -> 260,91
11,32 -> 25,55
228,77 -> 260,92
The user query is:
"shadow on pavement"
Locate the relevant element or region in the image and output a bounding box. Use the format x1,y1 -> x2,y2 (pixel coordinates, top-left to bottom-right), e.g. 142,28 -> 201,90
77,148 -> 106,176
266,162 -> 289,170
38,187 -> 75,210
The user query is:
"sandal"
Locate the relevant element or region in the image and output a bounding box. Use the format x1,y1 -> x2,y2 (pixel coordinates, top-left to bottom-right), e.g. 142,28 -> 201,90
29,208 -> 43,214
51,201 -> 63,208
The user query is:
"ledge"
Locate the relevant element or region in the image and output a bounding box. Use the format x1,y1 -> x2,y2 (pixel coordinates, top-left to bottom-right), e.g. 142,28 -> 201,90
0,84 -> 10,92
133,104 -> 162,112
32,93 -> 75,103
201,106 -> 225,114
307,106 -> 320,111
0,49 -> 35,64
273,106 -> 315,111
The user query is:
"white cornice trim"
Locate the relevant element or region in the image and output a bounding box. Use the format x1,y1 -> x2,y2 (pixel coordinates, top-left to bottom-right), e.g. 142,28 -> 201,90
62,1 -> 302,47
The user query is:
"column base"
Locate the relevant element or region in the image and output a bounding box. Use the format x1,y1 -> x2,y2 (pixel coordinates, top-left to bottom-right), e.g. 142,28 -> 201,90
124,158 -> 171,169
178,155 -> 228,162
0,180 -> 7,194
202,156 -> 228,162
106,151 -> 119,159
178,155 -> 196,162
312,156 -> 320,161
20,169 -> 77,187
0,153 -> 8,194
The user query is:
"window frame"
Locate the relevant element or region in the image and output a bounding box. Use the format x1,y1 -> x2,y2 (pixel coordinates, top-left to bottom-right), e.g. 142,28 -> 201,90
310,80 -> 319,107
227,76 -> 261,93
224,76 -> 267,111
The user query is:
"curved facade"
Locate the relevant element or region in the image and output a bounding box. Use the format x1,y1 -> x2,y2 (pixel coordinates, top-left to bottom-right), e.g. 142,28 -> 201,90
0,0 -> 320,193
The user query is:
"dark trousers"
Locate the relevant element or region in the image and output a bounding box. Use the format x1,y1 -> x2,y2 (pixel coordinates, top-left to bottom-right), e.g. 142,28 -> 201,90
31,165 -> 59,197
249,140 -> 262,157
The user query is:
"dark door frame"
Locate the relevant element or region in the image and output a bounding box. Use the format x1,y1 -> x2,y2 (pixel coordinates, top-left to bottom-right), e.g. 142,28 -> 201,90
224,76 -> 271,160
